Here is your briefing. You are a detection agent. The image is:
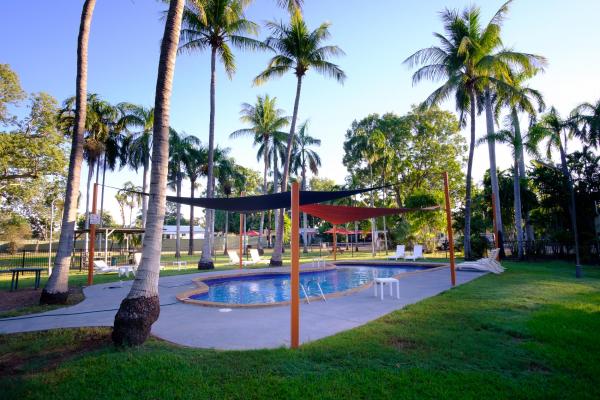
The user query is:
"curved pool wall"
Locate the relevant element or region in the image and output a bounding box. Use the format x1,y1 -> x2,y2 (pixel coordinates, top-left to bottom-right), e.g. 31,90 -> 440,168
177,261 -> 447,308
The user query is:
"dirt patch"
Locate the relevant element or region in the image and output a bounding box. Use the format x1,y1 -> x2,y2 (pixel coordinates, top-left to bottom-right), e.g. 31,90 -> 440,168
0,287 -> 83,313
0,329 -> 112,376
528,361 -> 551,373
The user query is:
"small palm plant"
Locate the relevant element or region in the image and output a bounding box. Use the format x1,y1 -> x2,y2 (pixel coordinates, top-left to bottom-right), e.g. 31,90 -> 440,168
254,10 -> 345,265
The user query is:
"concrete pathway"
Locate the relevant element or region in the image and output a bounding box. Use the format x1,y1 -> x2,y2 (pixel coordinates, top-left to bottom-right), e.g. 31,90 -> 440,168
0,266 -> 485,349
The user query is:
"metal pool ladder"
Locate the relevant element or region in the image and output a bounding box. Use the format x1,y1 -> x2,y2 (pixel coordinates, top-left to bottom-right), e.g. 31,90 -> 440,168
300,279 -> 327,304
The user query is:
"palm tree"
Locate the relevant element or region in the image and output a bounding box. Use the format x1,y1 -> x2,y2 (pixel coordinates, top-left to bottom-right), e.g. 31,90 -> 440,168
118,103 -> 154,228
168,129 -> 199,258
494,69 -> 545,244
113,0 -> 185,346
478,127 -> 539,259
291,120 -> 321,253
182,141 -> 207,255
530,108 -> 582,277
254,11 -> 345,265
343,127 -> 384,256
404,1 -> 545,259
178,0 -> 265,269
572,99 -> 600,149
41,0 -> 96,305
229,95 -> 289,251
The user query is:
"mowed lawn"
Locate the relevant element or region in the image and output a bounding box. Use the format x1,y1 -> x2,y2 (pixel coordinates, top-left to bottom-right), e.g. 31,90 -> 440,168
1,260 -> 599,399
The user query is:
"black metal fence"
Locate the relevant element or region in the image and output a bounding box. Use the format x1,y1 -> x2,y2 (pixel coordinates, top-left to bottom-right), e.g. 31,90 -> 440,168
501,240 -> 600,264
0,248 -> 140,274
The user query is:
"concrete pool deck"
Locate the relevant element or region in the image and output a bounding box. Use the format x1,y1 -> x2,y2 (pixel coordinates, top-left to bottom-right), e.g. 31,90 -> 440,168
0,264 -> 485,349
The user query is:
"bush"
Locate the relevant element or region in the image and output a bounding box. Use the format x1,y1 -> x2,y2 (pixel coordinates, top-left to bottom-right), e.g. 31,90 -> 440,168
469,234 -> 489,259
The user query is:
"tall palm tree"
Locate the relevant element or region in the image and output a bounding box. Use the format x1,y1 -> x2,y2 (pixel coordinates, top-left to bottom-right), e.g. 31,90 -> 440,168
41,0 -> 96,305
113,0 -> 186,346
494,69 -> 545,243
168,129 -> 199,258
254,11 -> 345,265
118,103 -> 154,228
404,1 -> 545,259
179,0 -> 265,269
229,94 -> 289,251
182,141 -> 207,255
343,127 -> 384,256
572,99 -> 600,149
530,108 -> 582,277
291,120 -> 321,253
478,127 -> 539,259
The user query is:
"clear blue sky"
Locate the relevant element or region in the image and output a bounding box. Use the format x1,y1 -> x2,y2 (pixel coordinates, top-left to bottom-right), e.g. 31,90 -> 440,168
2,0 -> 599,219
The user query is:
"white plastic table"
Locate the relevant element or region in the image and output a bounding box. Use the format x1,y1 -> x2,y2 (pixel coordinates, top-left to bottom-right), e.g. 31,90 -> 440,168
172,260 -> 187,271
118,265 -> 135,278
373,277 -> 400,300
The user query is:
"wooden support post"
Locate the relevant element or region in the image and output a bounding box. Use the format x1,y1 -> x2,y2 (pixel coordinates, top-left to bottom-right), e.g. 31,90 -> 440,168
88,183 -> 98,286
290,182 -> 300,348
443,172 -> 456,287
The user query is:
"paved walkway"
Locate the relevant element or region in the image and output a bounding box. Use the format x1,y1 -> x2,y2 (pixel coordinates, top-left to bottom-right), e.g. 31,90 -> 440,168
0,266 -> 485,349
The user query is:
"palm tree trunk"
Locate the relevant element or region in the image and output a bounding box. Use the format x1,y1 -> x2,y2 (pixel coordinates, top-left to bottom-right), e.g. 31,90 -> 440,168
463,89 -> 477,260
513,158 -> 524,259
85,161 -> 94,229
484,88 -> 504,256
558,143 -> 582,277
271,75 -> 303,266
112,0 -> 184,346
381,173 -> 388,254
369,164 -> 376,256
199,46 -> 218,269
272,149 -> 280,250
175,172 -> 181,258
141,155 -> 150,228
301,165 -> 308,253
188,178 -> 195,255
41,0 -> 96,305
258,152 -> 269,252
512,109 -> 534,243
100,155 -> 107,227
223,210 -> 229,255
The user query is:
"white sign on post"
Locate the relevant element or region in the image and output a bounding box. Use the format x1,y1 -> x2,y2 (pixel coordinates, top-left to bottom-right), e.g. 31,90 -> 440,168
89,213 -> 101,225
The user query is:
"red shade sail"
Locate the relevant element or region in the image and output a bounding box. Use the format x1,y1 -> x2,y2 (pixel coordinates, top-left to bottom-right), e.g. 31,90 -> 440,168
300,204 -> 440,225
324,227 -> 353,235
245,230 -> 260,237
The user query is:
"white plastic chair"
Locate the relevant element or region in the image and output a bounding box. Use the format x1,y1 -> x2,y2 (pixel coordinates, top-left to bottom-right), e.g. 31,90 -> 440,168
93,260 -> 119,275
387,245 -> 405,260
227,250 -> 255,266
404,244 -> 423,261
250,249 -> 269,264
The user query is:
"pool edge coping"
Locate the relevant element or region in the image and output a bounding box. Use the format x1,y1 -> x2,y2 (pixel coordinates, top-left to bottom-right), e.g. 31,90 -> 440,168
176,261 -> 449,308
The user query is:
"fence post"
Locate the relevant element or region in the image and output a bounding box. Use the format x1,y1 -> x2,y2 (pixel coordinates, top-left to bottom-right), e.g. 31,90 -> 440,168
21,250 -> 26,268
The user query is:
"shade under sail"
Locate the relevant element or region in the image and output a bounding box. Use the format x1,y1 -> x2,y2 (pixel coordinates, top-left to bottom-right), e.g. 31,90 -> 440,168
300,204 -> 440,225
166,186 -> 383,212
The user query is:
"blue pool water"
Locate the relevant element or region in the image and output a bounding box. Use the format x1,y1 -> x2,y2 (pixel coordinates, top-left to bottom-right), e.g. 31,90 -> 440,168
189,265 -> 426,305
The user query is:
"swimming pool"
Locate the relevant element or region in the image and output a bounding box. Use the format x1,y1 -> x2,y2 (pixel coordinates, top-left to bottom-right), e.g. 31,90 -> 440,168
187,265 -> 427,305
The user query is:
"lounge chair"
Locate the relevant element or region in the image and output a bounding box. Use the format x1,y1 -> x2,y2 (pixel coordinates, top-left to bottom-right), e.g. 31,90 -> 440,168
93,260 -> 119,275
403,244 -> 423,261
387,245 -> 406,260
227,250 -> 255,266
457,248 -> 504,274
119,252 -> 143,277
250,249 -> 269,264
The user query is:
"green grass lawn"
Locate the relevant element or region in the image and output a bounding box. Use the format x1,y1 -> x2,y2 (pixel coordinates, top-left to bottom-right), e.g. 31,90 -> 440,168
1,260 -> 599,399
